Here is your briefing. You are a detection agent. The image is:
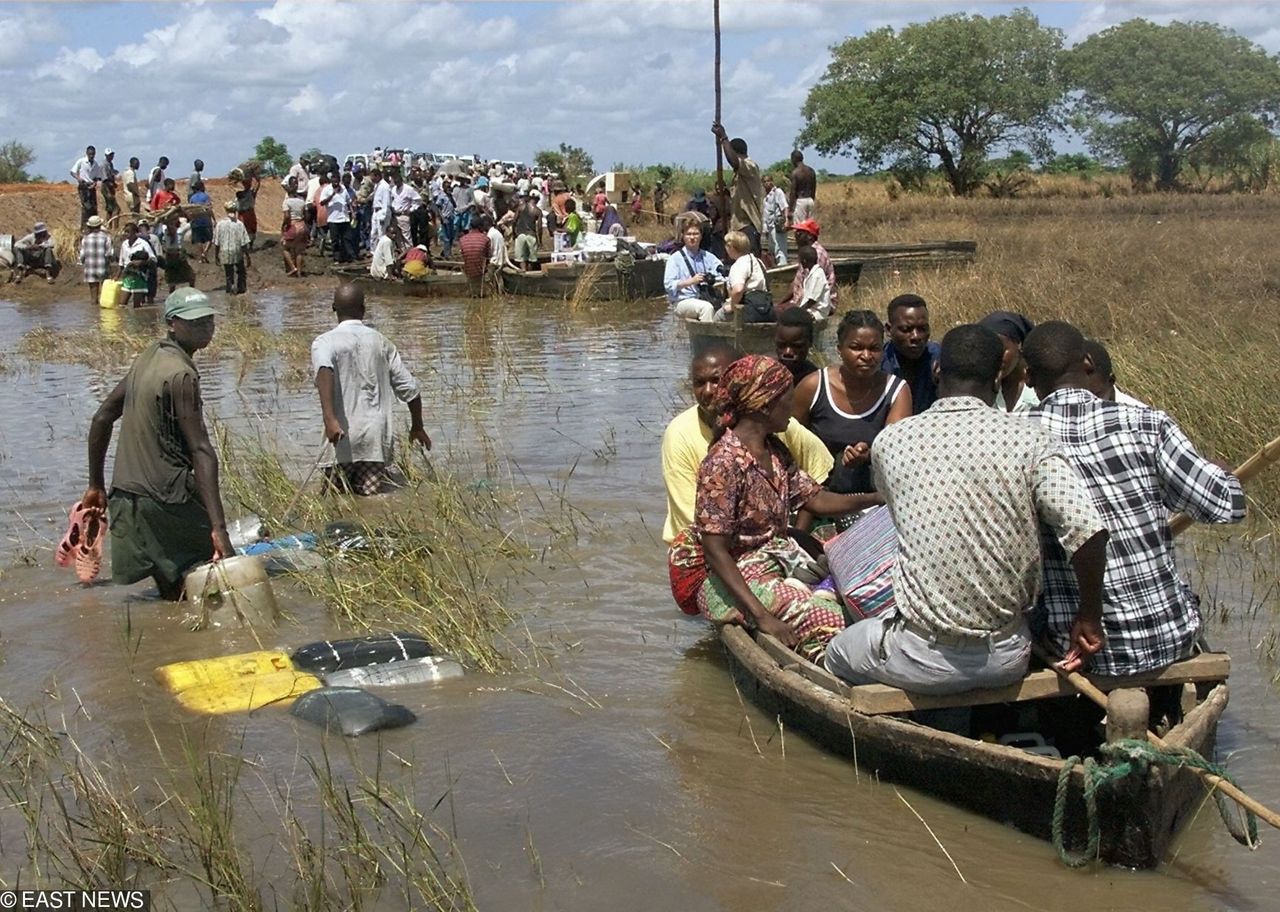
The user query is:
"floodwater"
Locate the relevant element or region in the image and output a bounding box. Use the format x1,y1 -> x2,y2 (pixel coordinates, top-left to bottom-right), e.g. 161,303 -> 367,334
0,288 -> 1276,910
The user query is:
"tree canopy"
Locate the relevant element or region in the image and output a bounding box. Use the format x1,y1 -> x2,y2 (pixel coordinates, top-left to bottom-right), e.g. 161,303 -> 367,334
534,143 -> 594,181
253,136 -> 292,174
0,140 -> 37,183
797,8 -> 1064,195
1067,19 -> 1280,190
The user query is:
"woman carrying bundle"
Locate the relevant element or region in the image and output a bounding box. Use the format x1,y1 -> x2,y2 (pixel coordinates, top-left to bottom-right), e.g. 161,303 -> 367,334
667,355 -> 882,663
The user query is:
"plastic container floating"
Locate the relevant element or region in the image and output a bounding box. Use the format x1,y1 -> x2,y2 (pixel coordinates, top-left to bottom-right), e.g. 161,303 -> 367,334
324,656 -> 464,689
183,554 -> 279,628
291,687 -> 416,736
292,632 -> 433,674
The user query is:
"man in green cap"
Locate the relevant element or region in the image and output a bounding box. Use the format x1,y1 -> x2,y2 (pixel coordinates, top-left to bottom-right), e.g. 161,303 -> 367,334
81,288 -> 232,599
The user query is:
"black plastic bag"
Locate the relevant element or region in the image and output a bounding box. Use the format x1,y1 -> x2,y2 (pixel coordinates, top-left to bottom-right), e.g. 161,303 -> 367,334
290,687 -> 416,736
292,633 -> 434,674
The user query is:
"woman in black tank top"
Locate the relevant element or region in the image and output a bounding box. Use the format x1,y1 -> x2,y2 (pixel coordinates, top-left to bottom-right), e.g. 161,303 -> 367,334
792,310 -> 913,493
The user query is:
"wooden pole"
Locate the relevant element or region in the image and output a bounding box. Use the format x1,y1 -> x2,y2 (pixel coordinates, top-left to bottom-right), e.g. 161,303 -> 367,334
713,0 -> 724,189
1033,645 -> 1280,832
1169,433 -> 1280,535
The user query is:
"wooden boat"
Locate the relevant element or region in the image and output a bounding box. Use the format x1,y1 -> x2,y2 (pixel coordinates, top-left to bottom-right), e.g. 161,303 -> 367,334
686,310 -> 830,358
818,239 -> 978,262
329,265 -> 470,299
501,257 -> 667,301
720,625 -> 1232,868
763,257 -> 864,301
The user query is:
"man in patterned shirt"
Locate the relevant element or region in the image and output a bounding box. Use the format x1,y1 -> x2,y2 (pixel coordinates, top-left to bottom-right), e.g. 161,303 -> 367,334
1024,321 -> 1245,677
825,324 -> 1108,693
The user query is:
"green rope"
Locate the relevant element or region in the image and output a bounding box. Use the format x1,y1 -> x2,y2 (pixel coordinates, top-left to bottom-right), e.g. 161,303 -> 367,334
1051,738 -> 1259,868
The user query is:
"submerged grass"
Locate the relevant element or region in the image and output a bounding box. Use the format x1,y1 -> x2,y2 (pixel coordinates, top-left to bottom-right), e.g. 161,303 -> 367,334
217,428 -> 533,674
0,699 -> 476,910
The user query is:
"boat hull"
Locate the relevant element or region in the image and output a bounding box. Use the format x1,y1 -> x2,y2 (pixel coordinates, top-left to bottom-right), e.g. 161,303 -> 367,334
719,625 -> 1227,869
502,258 -> 667,301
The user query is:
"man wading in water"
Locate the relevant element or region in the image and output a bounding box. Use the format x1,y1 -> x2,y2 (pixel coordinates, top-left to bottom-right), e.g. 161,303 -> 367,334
82,289 -> 232,599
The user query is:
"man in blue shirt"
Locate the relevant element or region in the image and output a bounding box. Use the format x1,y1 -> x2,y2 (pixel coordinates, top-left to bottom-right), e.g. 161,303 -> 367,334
663,221 -> 724,322
881,294 -> 941,414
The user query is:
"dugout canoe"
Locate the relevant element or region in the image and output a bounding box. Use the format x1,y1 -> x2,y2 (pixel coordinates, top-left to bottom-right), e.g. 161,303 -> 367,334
814,240 -> 978,262
501,257 -> 668,301
686,313 -> 830,359
762,257 -> 864,301
719,625 -> 1233,868
329,265 -> 471,298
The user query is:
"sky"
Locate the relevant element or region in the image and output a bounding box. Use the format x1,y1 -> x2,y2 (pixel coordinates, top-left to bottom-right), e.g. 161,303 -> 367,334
4,0 -> 1279,181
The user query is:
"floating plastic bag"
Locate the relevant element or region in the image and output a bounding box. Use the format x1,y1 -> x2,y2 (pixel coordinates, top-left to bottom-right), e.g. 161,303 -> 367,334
290,687 -> 416,736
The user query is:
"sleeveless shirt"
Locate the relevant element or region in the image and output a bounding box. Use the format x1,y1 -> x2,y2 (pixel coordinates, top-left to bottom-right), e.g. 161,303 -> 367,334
808,368 -> 905,494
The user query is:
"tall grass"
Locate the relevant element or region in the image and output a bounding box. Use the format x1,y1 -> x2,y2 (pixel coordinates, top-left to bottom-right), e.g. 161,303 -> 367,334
0,698 -> 477,910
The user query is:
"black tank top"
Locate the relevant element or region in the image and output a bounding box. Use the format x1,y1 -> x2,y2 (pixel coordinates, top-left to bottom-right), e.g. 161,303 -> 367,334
808,367 -> 904,494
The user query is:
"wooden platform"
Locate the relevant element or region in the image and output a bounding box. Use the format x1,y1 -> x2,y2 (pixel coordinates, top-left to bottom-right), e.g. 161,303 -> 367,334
755,636 -> 1229,715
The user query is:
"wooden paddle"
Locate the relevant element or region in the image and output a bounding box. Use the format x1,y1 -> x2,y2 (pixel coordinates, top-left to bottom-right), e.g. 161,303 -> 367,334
1041,431 -> 1280,833
1169,433 -> 1280,535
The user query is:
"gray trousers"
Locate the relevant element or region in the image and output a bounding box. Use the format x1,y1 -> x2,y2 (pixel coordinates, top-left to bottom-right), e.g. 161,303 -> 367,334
824,611 -> 1031,694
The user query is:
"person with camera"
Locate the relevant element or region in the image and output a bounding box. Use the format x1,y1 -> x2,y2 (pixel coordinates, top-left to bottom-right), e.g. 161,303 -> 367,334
663,222 -> 725,322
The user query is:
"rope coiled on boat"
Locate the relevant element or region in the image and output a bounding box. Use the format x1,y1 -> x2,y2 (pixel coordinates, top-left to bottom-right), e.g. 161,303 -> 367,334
1051,739 -> 1259,867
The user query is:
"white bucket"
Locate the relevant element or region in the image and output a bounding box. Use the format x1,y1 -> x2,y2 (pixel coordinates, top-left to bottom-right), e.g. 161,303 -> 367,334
183,554 -> 279,629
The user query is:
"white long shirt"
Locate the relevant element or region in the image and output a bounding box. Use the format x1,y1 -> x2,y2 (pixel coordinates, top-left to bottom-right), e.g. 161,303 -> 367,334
310,319 -> 421,466
373,179 -> 393,213
71,156 -> 103,184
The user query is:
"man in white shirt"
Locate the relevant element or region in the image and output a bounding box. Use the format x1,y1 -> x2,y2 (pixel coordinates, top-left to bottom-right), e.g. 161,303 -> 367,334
390,171 -> 423,251
370,167 -> 393,249
796,245 -> 831,318
320,176 -> 353,263
312,284 -> 432,496
70,145 -> 105,227
147,156 -> 169,206
484,216 -> 509,294
762,174 -> 790,266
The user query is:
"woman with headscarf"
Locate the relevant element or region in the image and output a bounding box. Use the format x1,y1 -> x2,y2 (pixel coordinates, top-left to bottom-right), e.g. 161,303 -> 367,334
979,311 -> 1038,412
667,356 -> 884,663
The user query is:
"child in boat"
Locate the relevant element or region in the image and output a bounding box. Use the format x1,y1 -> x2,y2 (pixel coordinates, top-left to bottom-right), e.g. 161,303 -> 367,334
798,245 -> 832,318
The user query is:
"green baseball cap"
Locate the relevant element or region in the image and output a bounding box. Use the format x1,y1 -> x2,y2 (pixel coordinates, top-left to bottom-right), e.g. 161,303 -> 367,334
164,288 -> 218,321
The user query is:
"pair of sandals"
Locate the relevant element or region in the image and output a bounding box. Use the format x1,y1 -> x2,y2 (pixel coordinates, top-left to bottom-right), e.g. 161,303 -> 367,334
55,501 -> 105,583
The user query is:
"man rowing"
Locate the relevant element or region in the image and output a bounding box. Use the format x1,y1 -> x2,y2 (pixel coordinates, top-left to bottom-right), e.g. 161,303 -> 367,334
1024,321 -> 1245,677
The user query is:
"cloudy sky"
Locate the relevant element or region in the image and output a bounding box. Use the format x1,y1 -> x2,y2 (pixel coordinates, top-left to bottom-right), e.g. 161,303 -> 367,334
5,1 -> 1278,181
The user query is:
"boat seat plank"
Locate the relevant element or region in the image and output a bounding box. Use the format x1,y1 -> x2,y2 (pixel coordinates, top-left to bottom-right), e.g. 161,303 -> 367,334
844,652 -> 1230,715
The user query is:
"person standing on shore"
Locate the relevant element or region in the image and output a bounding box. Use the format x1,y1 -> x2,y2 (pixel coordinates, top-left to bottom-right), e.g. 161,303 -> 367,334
123,157 -> 142,215
312,284 -> 432,496
214,201 -> 251,295
101,149 -> 119,222
82,289 -> 232,599
235,171 -> 261,249
147,156 -> 169,207
70,145 -> 104,228
187,159 -> 205,201
78,215 -> 113,305
789,151 -> 817,221
762,174 -> 789,266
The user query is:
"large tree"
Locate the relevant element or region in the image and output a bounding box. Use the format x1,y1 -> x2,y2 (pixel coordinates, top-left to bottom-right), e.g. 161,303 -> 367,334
0,140 -> 36,183
534,143 -> 595,181
253,136 -> 292,175
1067,19 -> 1280,190
797,8 -> 1064,196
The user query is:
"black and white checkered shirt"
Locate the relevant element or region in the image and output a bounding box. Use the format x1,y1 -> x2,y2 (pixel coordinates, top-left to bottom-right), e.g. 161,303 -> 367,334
1033,388 -> 1245,676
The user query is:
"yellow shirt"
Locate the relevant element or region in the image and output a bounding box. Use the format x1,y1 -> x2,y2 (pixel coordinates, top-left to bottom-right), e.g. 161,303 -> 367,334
660,405 -> 834,543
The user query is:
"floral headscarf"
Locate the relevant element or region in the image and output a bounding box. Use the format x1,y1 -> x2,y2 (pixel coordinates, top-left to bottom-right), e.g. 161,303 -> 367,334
712,355 -> 793,432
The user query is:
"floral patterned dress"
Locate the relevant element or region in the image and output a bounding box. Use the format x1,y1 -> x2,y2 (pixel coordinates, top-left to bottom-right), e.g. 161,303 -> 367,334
667,429 -> 845,663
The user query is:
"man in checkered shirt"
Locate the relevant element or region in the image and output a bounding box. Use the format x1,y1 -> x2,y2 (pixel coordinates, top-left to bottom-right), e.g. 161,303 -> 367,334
78,215 -> 114,306
1025,321 -> 1246,677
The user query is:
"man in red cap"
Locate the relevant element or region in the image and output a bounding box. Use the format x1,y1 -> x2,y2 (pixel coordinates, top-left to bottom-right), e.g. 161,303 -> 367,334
777,219 -> 837,314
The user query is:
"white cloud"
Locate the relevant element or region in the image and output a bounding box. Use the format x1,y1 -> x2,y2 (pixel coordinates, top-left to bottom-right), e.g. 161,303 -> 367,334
3,0 -> 1277,181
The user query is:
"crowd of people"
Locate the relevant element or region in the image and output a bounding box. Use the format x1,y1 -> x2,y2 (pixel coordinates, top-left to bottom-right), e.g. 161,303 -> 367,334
663,297 -> 1245,692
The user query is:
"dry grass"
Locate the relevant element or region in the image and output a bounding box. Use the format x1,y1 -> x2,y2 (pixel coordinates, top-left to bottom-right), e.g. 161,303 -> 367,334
216,429 -> 544,674
804,188 -> 1280,528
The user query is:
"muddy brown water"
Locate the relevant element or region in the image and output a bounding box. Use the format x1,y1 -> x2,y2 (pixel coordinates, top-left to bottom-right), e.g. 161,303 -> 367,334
0,289 -> 1277,910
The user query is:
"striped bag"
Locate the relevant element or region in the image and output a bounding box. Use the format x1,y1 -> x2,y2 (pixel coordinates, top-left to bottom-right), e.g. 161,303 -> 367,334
824,505 -> 897,621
